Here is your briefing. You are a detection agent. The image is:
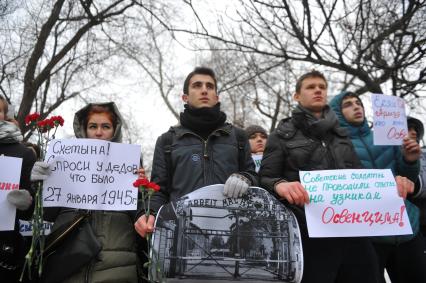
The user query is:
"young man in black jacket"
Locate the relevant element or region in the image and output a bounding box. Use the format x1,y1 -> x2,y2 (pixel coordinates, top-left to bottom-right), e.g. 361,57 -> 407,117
134,67 -> 257,238
259,70 -> 379,283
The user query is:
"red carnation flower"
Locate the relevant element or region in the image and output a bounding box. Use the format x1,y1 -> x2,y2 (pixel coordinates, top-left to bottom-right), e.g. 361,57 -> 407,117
132,178 -> 160,193
25,113 -> 40,126
51,115 -> 64,127
37,119 -> 56,133
133,178 -> 150,188
37,120 -> 49,133
147,182 -> 160,192
46,118 -> 55,129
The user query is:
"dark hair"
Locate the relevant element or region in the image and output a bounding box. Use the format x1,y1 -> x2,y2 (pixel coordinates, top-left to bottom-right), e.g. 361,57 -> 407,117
0,96 -> 9,119
295,70 -> 327,93
341,92 -> 363,107
407,116 -> 424,142
84,105 -> 118,131
183,67 -> 218,94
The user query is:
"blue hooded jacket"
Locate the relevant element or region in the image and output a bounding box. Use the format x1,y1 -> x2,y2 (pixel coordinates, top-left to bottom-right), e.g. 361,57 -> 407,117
330,92 -> 420,243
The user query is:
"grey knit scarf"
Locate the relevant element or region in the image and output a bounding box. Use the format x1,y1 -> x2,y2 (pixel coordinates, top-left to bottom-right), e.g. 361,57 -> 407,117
292,104 -> 339,139
0,121 -> 23,143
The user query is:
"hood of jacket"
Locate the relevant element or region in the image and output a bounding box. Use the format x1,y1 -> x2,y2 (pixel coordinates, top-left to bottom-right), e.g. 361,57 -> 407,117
73,102 -> 123,142
407,116 -> 424,142
329,91 -> 370,137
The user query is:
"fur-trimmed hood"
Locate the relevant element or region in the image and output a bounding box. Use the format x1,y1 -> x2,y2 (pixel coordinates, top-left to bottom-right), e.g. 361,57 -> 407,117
73,102 -> 123,142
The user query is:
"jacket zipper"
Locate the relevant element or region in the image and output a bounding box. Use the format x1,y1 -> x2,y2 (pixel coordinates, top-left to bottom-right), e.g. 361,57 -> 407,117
202,129 -> 229,182
184,129 -> 229,184
321,139 -> 337,168
184,132 -> 209,183
203,139 -> 209,184
203,140 -> 208,159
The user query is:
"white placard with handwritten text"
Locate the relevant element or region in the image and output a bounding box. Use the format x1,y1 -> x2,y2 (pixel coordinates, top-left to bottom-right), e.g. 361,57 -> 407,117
0,156 -> 22,231
301,169 -> 412,237
372,93 -> 407,145
43,139 -> 140,210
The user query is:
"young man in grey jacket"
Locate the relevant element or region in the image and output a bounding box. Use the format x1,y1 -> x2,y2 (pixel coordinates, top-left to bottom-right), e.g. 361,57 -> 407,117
134,66 -> 257,238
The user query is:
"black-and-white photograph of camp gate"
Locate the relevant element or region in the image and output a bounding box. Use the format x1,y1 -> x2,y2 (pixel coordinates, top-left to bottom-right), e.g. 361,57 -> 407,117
150,184 -> 303,283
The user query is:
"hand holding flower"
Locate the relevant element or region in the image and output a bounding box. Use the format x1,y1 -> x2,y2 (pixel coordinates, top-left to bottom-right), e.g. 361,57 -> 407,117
132,177 -> 162,281
135,214 -> 155,238
133,178 -> 160,219
135,168 -> 146,179
30,161 -> 51,181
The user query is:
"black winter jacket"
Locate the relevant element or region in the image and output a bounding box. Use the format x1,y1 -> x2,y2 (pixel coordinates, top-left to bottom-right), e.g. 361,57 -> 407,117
0,125 -> 36,276
260,116 -> 362,194
146,123 -> 257,213
259,110 -> 362,232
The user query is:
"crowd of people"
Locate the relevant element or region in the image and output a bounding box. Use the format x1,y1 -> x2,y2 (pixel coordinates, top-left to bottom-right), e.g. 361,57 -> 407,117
0,67 -> 425,283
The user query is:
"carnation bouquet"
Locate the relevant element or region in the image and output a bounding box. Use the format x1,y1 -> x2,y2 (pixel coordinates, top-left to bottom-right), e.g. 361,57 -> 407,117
21,113 -> 64,280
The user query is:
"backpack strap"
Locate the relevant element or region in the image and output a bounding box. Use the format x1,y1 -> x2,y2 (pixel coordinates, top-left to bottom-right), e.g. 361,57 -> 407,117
162,131 -> 174,191
234,127 -> 248,171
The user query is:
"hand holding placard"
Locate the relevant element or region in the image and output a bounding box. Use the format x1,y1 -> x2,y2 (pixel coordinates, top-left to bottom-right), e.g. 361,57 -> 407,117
275,181 -> 309,206
7,190 -> 32,210
401,137 -> 421,163
394,175 -> 414,199
31,161 -> 51,181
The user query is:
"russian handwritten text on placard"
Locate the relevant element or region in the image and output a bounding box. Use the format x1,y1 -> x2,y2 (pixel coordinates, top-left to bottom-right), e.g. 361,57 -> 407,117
300,169 -> 412,237
372,93 -> 407,145
43,139 -> 140,210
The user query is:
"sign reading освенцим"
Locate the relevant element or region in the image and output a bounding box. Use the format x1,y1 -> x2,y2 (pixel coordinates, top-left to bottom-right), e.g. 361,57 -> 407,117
372,93 -> 407,145
43,139 -> 140,210
301,169 -> 412,237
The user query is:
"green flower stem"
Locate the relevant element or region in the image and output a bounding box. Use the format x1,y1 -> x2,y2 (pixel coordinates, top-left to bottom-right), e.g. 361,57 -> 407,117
139,187 -> 160,282
20,181 -> 45,281
140,187 -> 146,215
20,124 -> 61,281
19,118 -> 63,281
146,189 -> 153,218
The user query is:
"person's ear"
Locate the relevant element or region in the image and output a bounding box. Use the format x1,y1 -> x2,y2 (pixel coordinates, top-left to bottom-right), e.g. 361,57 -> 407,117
293,92 -> 300,102
182,94 -> 188,103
